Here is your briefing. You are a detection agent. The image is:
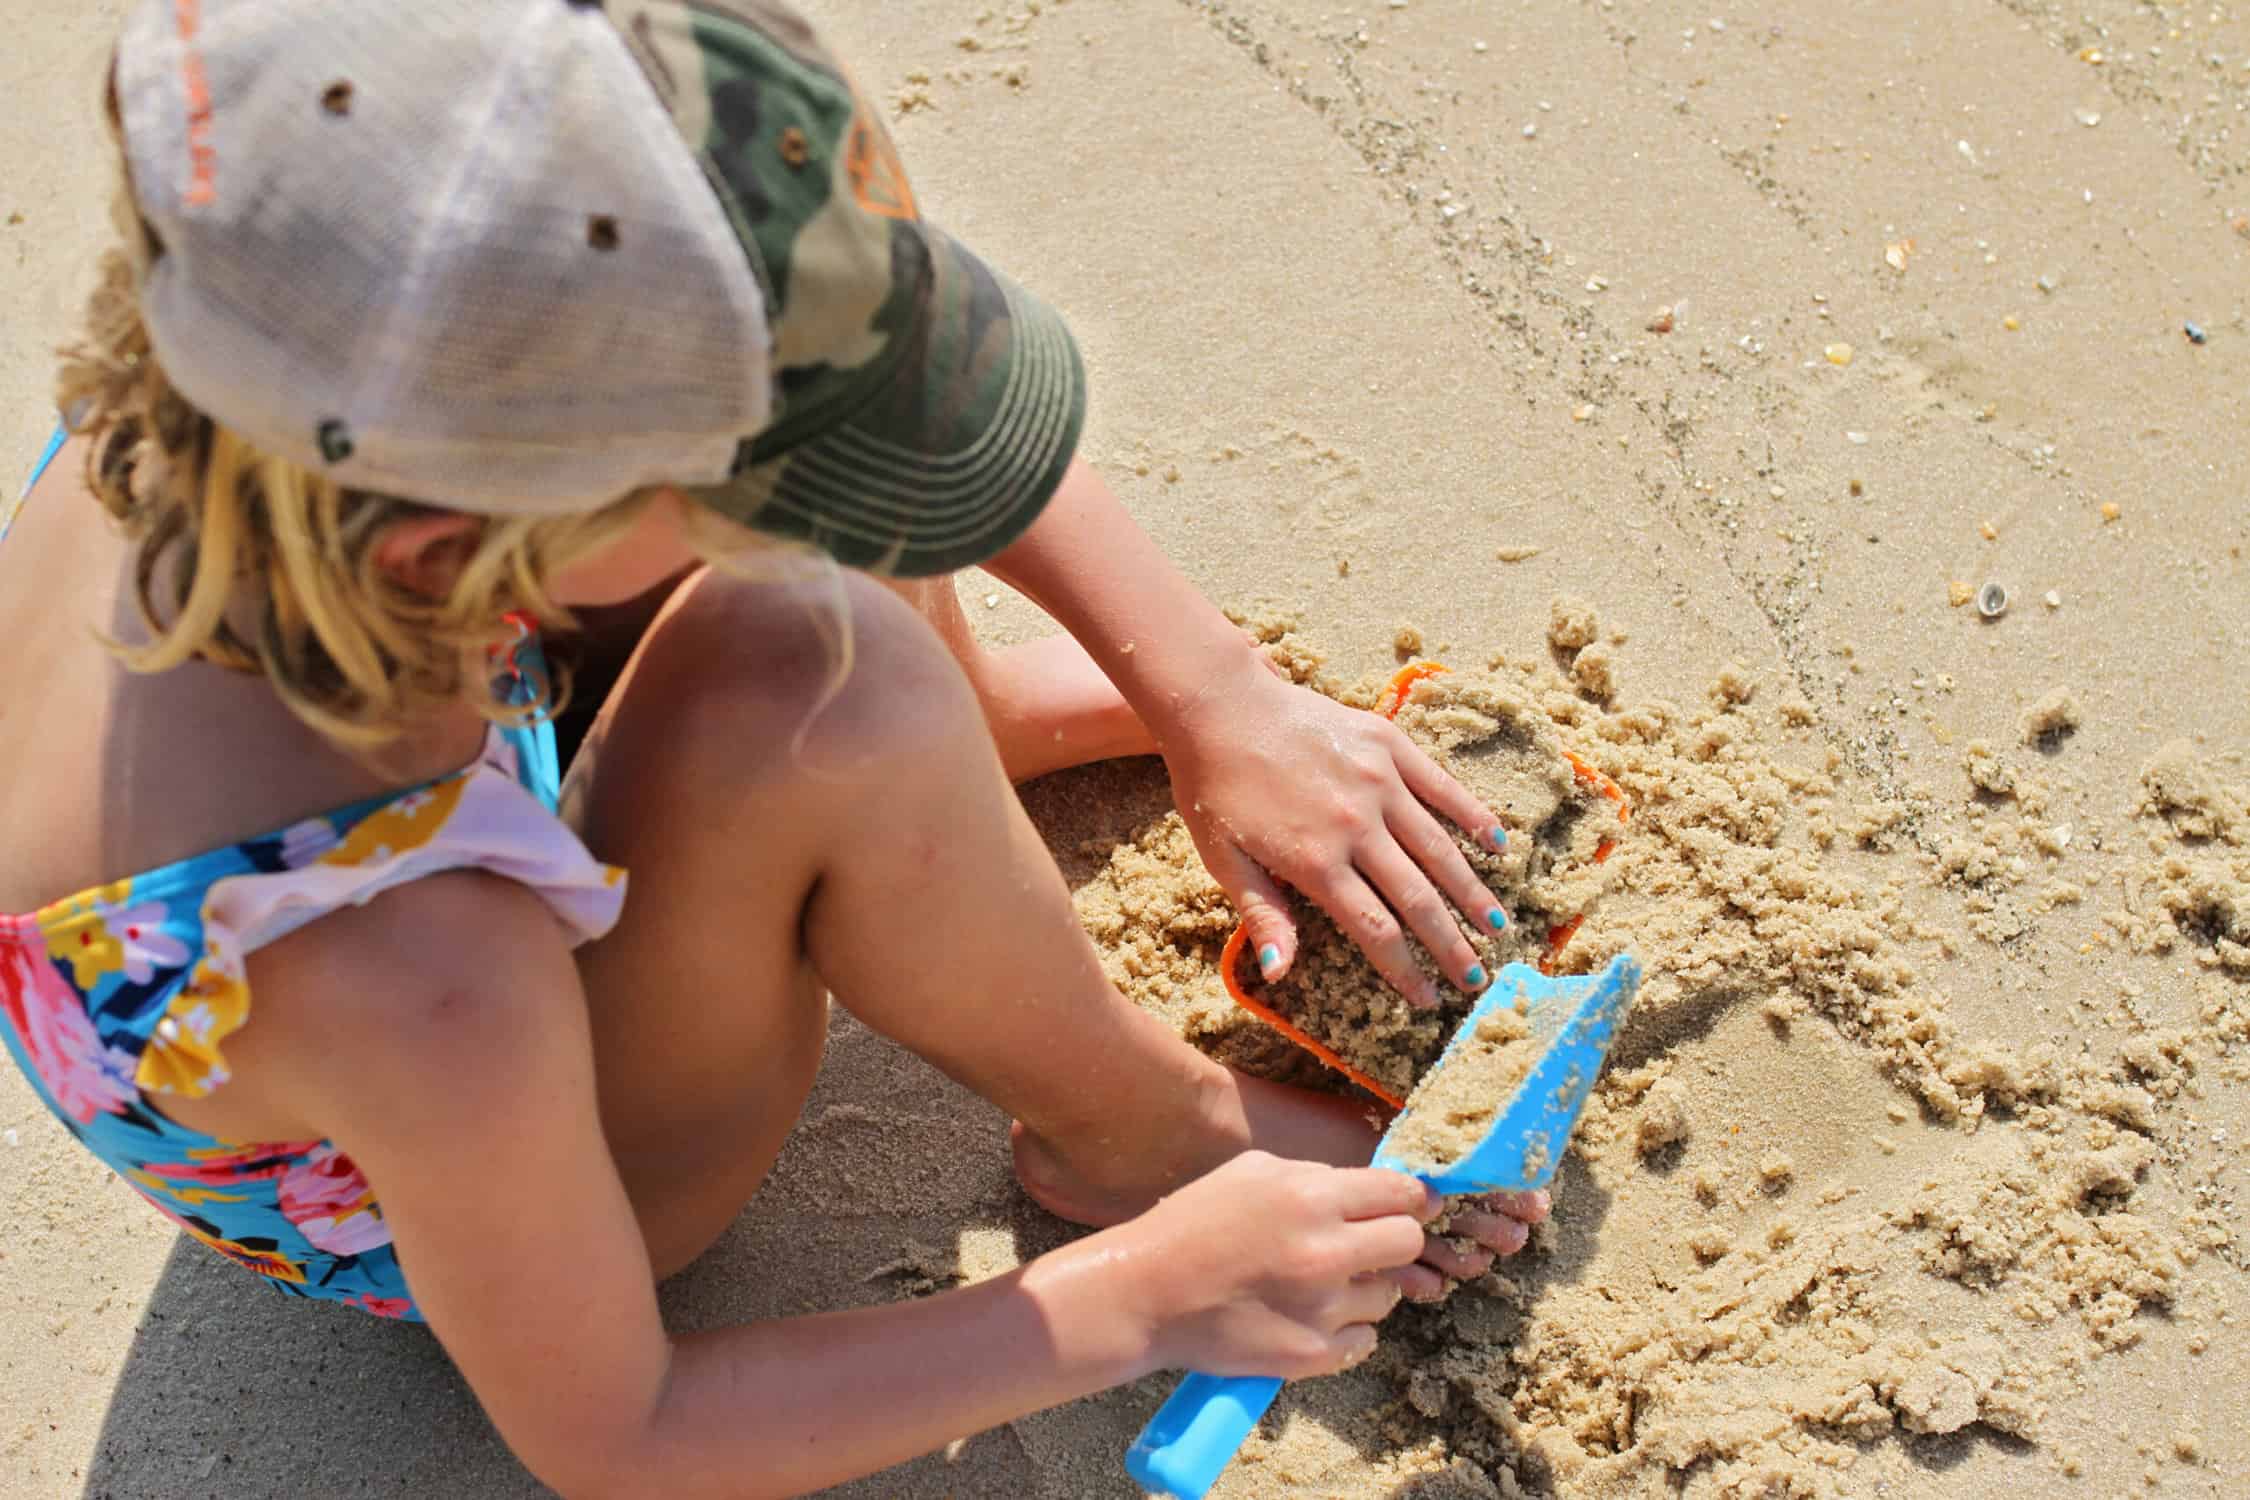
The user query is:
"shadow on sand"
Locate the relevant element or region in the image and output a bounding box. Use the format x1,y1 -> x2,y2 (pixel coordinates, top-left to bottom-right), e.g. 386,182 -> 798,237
82,756 -> 1625,1500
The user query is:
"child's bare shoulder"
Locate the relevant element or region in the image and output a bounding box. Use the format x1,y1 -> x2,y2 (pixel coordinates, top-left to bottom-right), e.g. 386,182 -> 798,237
265,868 -> 583,1042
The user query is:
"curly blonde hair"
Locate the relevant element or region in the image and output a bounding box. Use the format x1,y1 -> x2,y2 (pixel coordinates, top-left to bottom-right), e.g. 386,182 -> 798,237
54,232 -> 734,748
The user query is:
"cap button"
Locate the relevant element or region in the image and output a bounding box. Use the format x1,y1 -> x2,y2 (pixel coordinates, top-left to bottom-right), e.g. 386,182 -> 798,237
316,419 -> 354,464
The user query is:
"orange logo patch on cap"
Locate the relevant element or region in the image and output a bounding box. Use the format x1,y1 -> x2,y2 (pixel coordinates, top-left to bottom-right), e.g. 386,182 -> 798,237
844,111 -> 917,222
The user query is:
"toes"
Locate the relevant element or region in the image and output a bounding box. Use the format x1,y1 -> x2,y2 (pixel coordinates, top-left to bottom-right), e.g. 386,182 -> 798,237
1419,1231 -> 1495,1282
1444,1209 -> 1532,1257
1392,1262 -> 1450,1304
1477,1189 -> 1551,1224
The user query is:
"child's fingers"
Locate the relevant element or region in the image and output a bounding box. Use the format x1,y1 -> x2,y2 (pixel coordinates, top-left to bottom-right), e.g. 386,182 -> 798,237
1307,867 -> 1442,1008
1387,793 -> 1511,951
1327,1167 -> 1444,1226
1352,839 -> 1484,995
1203,838 -> 1300,981
1386,726 -> 1508,854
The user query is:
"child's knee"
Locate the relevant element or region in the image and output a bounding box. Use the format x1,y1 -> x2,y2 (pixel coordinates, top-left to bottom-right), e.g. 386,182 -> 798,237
625,566 -> 985,794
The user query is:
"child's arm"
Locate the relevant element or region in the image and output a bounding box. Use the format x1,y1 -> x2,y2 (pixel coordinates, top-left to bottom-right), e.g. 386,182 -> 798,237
984,459 -> 1506,1009
305,872 -> 1436,1500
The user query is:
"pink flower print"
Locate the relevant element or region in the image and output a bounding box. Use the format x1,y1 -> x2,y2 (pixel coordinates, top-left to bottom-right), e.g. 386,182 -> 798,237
0,939 -> 138,1124
92,900 -> 190,984
135,1141 -> 307,1205
347,1294 -> 415,1320
278,1145 -> 392,1256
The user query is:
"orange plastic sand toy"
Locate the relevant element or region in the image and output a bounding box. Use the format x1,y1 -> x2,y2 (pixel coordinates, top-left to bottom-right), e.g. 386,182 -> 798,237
1217,661 -> 1631,1104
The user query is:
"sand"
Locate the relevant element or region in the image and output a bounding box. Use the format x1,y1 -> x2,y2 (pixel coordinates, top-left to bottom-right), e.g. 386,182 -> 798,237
4,2 -> 2247,1498
1378,996 -> 1538,1173
1069,631 -> 2242,1496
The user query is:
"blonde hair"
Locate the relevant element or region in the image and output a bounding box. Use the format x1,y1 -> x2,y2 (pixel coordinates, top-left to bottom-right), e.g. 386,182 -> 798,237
55,240 -> 787,748
63,70 -> 853,754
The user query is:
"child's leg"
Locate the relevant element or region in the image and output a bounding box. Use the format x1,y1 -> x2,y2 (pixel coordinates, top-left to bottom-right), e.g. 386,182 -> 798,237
885,575 -> 1157,781
561,567 -> 1376,1278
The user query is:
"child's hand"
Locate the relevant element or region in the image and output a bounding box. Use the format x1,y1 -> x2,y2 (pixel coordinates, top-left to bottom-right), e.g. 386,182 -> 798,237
1116,1151 -> 1441,1378
1163,663 -> 1505,1008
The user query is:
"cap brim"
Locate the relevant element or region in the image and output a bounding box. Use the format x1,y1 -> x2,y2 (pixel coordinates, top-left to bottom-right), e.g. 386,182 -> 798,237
708,223 -> 1085,578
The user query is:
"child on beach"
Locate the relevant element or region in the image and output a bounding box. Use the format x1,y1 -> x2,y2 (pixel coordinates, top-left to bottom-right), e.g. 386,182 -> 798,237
0,3 -> 1545,1493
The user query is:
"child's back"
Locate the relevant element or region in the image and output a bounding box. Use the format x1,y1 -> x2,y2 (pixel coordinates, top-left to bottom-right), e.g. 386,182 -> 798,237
1,450 -> 473,922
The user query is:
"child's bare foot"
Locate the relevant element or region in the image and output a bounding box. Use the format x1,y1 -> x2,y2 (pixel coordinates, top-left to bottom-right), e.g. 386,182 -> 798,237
1011,1067 -> 1376,1227
968,633 -> 1156,781
1010,1066 -> 1549,1295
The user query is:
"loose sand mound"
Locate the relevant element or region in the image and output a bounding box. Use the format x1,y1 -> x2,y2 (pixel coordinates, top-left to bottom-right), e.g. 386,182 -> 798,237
1067,614 -> 2243,1498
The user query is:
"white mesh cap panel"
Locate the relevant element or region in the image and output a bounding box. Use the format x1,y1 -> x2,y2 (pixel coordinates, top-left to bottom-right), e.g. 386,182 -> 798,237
117,0 -> 770,513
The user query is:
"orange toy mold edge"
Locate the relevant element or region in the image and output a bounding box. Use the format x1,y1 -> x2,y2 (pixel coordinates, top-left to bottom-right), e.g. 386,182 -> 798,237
1216,662 -> 1633,1097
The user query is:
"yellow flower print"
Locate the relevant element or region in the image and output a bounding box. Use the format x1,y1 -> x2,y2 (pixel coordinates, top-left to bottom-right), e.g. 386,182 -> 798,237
43,879 -> 134,990
318,777 -> 468,869
135,960 -> 251,1099
127,1165 -> 249,1210
176,1218 -> 307,1285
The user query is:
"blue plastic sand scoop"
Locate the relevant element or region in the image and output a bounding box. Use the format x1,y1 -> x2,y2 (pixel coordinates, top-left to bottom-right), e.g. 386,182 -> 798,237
1124,953 -> 1642,1500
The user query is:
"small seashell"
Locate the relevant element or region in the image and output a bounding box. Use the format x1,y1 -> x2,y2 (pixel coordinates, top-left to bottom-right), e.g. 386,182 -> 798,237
1976,581 -> 2009,619
1825,342 -> 1854,367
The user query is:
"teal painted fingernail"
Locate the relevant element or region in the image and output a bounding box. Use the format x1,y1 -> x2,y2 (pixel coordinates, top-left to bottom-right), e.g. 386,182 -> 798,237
1464,964 -> 1487,989
1487,907 -> 1510,932
1258,944 -> 1283,977
1490,826 -> 1510,849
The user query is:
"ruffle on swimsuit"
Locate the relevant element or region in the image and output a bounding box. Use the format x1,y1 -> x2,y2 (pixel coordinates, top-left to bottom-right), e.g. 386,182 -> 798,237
0,718 -> 626,1320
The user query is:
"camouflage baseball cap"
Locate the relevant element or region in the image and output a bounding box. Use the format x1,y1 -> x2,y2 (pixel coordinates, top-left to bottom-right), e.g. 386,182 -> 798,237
113,0 -> 1085,577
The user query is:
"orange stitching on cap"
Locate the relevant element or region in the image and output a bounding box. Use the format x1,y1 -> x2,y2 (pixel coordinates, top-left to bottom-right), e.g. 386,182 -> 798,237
844,114 -> 918,221
172,0 -> 218,205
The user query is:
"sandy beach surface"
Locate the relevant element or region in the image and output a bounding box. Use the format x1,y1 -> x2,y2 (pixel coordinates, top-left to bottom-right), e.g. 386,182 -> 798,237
4,3 -> 2245,1497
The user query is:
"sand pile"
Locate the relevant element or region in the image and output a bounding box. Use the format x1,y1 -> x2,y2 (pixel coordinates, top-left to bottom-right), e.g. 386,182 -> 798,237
1068,608 -> 2241,1498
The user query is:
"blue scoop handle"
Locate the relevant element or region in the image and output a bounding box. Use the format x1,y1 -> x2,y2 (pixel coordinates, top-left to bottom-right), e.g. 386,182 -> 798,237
1121,956 -> 1642,1498
1123,1373 -> 1282,1499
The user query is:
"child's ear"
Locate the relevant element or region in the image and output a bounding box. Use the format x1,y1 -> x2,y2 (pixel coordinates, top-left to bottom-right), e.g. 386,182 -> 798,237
373,511 -> 484,597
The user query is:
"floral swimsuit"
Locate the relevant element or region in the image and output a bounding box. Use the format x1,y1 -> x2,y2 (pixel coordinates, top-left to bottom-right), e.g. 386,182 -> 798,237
0,431 -> 627,1320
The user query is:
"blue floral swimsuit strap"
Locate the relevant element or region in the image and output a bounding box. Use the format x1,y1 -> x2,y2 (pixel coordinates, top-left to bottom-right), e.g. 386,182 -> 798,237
0,431 -> 628,1318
